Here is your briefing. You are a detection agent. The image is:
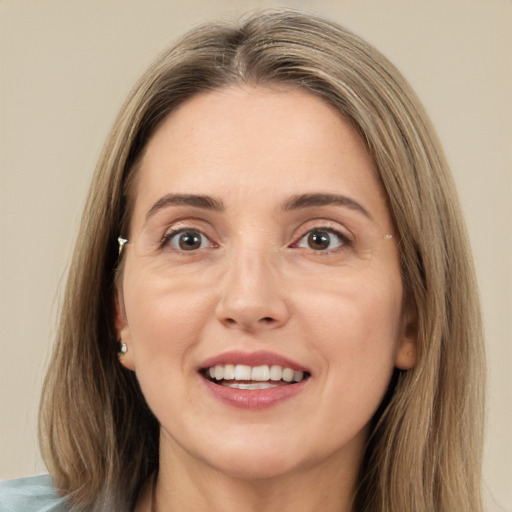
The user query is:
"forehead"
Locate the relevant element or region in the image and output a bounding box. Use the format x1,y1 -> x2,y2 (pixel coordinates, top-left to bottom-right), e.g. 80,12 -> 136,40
129,85 -> 389,229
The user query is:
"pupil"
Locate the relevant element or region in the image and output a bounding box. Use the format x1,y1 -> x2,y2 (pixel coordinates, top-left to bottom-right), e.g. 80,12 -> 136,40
179,232 -> 201,250
308,231 -> 330,250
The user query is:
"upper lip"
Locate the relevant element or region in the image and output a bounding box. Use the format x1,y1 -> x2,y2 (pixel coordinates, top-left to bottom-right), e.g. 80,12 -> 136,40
199,350 -> 309,373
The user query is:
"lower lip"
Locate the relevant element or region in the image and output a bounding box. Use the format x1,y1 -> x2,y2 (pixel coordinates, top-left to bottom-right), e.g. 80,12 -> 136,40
201,376 -> 309,409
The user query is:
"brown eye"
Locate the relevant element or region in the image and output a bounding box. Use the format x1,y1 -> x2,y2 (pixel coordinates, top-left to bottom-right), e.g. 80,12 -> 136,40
307,231 -> 330,250
164,229 -> 211,251
296,228 -> 347,251
178,232 -> 202,250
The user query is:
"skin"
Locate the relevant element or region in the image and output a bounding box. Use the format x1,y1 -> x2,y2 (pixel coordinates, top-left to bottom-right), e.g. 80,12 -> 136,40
116,85 -> 417,512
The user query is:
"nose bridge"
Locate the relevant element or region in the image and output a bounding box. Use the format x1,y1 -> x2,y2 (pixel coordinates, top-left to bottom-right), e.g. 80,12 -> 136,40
216,239 -> 289,330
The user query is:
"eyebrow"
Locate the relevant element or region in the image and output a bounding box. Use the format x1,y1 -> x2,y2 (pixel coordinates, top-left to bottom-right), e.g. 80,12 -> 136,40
146,194 -> 224,219
281,193 -> 372,219
145,192 -> 371,221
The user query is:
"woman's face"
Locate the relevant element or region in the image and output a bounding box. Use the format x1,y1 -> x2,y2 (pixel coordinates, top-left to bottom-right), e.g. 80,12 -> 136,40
117,85 -> 416,480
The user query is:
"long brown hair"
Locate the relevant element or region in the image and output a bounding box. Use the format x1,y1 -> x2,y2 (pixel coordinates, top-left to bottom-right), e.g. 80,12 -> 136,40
39,9 -> 485,511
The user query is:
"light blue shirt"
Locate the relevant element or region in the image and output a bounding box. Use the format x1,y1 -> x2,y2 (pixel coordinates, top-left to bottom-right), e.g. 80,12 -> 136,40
0,475 -> 68,512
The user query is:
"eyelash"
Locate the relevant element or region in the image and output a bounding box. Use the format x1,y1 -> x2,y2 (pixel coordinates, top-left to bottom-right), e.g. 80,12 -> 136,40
160,228 -> 217,252
159,225 -> 353,254
290,227 -> 352,253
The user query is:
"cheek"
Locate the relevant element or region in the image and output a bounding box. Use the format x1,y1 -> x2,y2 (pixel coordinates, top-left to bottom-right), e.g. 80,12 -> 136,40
122,265 -> 215,364
121,269 -> 217,422
299,269 -> 403,342
296,271 -> 403,389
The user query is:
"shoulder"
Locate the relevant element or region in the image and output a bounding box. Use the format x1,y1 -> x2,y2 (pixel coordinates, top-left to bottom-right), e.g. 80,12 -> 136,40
0,475 -> 68,512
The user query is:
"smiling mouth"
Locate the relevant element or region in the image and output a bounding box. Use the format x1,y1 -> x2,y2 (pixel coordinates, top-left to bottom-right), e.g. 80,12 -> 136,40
202,364 -> 310,390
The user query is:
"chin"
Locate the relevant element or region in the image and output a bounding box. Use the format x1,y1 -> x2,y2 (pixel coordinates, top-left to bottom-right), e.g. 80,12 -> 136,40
175,426 -> 311,481
193,427 -> 358,482
206,448 -> 308,481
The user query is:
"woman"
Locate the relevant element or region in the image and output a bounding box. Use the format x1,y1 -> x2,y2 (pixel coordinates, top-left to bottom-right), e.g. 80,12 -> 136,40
0,9 -> 485,512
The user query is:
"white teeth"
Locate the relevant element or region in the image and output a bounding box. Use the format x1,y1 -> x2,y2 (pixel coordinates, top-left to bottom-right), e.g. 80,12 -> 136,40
282,368 -> 294,382
223,364 -> 235,380
222,381 -> 280,390
234,364 -> 252,380
270,365 -> 282,381
251,365 -> 270,381
206,364 -> 306,383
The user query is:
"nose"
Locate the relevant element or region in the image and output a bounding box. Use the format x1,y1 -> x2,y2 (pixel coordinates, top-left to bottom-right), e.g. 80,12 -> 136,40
215,248 -> 290,332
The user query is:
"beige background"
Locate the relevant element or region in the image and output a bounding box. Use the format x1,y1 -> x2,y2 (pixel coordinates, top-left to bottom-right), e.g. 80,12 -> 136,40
0,0 -> 510,510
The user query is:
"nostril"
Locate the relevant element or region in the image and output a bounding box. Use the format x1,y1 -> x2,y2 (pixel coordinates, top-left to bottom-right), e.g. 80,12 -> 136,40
222,316 -> 277,329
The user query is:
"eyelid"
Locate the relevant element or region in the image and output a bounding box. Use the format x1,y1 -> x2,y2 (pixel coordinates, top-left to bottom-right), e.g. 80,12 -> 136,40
159,224 -> 219,251
155,217 -> 355,252
290,218 -> 354,242
291,226 -> 352,251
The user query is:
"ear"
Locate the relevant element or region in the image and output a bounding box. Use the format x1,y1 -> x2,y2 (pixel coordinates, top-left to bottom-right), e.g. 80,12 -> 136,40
395,298 -> 418,370
115,291 -> 136,371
